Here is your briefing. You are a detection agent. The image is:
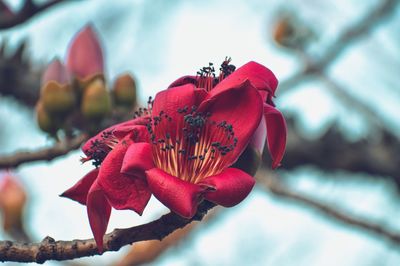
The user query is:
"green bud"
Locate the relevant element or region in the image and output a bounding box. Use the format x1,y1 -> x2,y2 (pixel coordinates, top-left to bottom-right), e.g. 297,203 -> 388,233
81,78 -> 111,120
35,101 -> 60,134
113,73 -> 137,108
41,81 -> 76,115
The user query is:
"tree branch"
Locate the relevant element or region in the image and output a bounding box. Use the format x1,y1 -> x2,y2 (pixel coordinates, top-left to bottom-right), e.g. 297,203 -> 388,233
0,134 -> 87,169
0,201 -> 215,264
278,0 -> 398,94
257,171 -> 400,245
0,0 -> 66,30
274,117 -> 400,184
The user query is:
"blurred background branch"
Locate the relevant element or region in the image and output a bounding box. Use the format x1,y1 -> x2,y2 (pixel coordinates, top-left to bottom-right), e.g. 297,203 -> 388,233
0,0 -> 65,30
0,134 -> 86,169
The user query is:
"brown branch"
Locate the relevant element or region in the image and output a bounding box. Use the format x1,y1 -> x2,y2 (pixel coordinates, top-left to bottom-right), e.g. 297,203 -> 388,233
0,0 -> 66,30
317,72 -> 384,127
271,117 -> 400,183
257,170 -> 400,245
0,201 -> 215,264
0,134 -> 87,169
278,0 -> 398,94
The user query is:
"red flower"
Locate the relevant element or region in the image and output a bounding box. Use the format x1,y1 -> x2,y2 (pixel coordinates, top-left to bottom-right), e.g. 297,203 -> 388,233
119,72 -> 264,218
61,116 -> 152,253
168,60 -> 287,169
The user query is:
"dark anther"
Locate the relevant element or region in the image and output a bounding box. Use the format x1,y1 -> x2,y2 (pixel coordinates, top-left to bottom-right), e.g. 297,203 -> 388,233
211,142 -> 220,147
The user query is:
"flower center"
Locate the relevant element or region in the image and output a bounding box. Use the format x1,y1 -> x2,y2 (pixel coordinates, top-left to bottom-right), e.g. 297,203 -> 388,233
148,106 -> 237,184
196,57 -> 236,92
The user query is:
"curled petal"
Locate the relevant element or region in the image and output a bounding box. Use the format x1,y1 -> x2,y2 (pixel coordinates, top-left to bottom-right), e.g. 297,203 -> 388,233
249,115 -> 267,155
121,142 -> 154,174
97,138 -> 151,214
82,116 -> 149,157
264,104 -> 287,169
198,80 -> 263,167
87,180 -> 111,254
168,75 -> 198,88
217,61 -> 278,101
200,168 -> 255,207
66,25 -> 104,80
60,169 -> 99,205
146,168 -> 204,218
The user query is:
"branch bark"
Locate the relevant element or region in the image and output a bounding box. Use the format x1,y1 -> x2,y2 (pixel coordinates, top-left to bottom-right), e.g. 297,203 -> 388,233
0,0 -> 66,30
0,201 -> 215,263
0,134 -> 87,169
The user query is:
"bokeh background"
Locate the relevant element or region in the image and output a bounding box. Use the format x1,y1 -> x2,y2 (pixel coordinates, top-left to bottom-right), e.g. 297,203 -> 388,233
1,0 -> 400,265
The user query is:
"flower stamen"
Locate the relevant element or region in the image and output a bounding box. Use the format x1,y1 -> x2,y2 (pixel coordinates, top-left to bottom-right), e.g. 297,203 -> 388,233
148,106 -> 237,184
196,57 -> 236,91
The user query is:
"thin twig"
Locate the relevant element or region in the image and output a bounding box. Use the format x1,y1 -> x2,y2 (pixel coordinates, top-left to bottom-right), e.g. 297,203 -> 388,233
0,134 -> 87,169
257,171 -> 400,245
0,0 -> 66,30
278,0 -> 398,94
0,201 -> 215,264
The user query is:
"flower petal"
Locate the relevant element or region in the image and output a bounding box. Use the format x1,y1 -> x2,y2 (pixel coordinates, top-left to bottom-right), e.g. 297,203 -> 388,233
168,75 -> 198,88
60,168 -> 99,205
121,142 -> 154,174
200,168 -> 255,207
198,80 -> 263,167
82,116 -> 149,157
146,168 -> 204,218
66,25 -> 104,80
249,115 -> 267,155
97,137 -> 151,214
152,84 -> 201,140
264,103 -> 287,169
216,61 -> 278,100
86,180 -> 111,254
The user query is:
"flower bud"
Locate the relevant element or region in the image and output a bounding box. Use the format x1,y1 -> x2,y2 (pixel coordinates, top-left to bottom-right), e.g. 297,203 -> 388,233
81,78 -> 111,120
0,174 -> 26,235
35,101 -> 60,134
40,81 -> 76,115
272,15 -> 314,50
66,25 -> 104,81
113,73 -> 137,108
41,58 -> 70,86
